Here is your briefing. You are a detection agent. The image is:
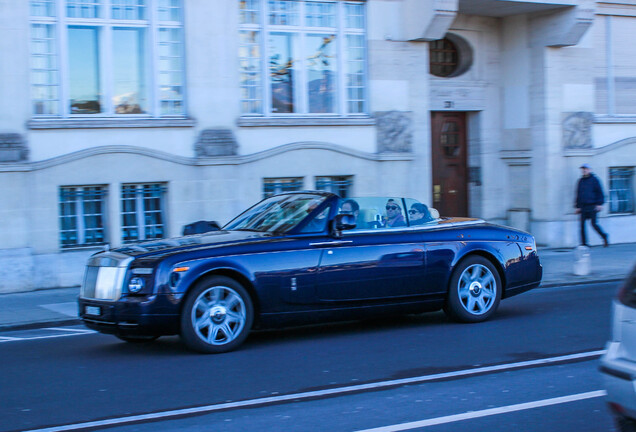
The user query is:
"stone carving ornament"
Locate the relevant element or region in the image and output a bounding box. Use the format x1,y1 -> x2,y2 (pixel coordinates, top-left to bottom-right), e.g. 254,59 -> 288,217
0,133 -> 29,162
375,111 -> 413,153
195,129 -> 238,157
562,112 -> 593,149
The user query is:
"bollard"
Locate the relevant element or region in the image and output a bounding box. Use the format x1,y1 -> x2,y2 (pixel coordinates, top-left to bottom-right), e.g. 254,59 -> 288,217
573,245 -> 591,276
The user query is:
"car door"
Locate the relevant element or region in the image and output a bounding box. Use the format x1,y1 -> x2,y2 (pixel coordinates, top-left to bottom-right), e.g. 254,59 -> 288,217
313,229 -> 427,302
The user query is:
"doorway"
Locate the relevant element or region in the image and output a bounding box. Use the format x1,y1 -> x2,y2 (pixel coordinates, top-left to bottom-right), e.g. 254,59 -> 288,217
431,112 -> 468,217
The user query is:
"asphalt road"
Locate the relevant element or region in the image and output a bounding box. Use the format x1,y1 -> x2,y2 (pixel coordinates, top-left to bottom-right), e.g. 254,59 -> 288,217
0,282 -> 620,432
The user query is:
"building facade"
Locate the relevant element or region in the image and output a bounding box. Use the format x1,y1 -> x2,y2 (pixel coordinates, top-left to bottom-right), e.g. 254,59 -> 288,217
1,0 -> 635,293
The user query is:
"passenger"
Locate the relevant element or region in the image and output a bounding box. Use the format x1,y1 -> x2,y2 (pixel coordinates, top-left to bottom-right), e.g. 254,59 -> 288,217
408,203 -> 433,225
384,199 -> 406,228
340,199 -> 359,218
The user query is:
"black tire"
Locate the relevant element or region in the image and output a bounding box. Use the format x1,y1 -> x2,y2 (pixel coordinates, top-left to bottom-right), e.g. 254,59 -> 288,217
444,255 -> 502,323
115,335 -> 159,343
180,276 -> 254,354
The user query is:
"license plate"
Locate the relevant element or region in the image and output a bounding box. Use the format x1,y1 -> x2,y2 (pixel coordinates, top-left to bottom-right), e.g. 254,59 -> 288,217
85,306 -> 101,316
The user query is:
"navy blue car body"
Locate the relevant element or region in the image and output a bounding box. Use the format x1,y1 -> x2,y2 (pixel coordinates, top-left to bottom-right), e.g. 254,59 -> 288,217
78,192 -> 542,353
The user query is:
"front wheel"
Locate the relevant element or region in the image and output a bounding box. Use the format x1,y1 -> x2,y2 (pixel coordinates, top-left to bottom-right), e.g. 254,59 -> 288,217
444,256 -> 502,323
180,276 -> 254,354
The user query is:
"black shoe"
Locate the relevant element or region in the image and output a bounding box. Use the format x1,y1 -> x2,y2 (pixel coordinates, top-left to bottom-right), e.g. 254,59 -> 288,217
603,236 -> 609,247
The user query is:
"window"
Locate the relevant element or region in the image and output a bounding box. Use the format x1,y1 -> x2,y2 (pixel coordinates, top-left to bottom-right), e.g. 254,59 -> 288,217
315,175 -> 352,197
263,177 -> 304,198
238,0 -> 367,116
121,183 -> 167,242
609,167 -> 634,214
59,186 -> 107,248
595,16 -> 636,115
30,0 -> 185,118
429,34 -> 472,78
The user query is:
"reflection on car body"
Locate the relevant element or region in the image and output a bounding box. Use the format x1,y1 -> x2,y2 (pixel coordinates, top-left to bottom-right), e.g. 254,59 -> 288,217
600,264 -> 636,431
78,191 -> 543,353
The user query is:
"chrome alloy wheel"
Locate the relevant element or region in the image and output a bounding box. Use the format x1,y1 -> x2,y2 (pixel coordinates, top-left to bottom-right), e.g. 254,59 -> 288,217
191,286 -> 247,346
457,264 -> 496,315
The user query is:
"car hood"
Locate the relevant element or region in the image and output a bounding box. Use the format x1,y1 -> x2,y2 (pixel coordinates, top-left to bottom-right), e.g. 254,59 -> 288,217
111,230 -> 275,258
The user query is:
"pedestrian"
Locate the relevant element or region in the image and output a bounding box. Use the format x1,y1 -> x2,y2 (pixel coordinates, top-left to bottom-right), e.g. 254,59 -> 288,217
575,163 -> 609,247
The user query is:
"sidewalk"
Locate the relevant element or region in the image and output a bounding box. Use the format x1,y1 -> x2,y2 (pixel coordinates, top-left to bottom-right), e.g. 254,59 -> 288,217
1,243 -> 635,331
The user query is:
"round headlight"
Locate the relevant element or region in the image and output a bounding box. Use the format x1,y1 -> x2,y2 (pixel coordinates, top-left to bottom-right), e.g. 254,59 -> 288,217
128,277 -> 145,293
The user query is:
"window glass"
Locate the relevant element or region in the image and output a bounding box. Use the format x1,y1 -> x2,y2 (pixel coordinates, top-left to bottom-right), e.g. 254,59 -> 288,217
269,32 -> 297,113
239,0 -> 367,116
121,184 -> 167,242
113,28 -> 147,114
59,186 -> 107,248
67,0 -> 102,18
609,167 -> 635,213
31,23 -> 59,115
263,177 -> 303,198
30,0 -> 185,118
306,34 -> 336,113
315,176 -> 352,197
111,0 -> 146,20
68,26 -> 102,114
239,30 -> 262,114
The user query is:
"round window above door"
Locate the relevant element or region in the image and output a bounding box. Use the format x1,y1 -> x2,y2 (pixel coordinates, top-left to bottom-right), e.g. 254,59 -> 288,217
429,33 -> 473,78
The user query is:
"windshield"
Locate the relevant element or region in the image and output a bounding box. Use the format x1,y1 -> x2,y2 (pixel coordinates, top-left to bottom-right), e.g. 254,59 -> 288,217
224,193 -> 328,233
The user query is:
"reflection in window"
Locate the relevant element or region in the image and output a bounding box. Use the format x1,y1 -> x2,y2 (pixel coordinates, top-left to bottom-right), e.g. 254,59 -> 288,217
269,32 -> 296,113
30,0 -> 185,118
609,167 -> 635,214
239,0 -> 367,116
113,28 -> 147,114
307,34 -> 336,113
68,26 -> 101,114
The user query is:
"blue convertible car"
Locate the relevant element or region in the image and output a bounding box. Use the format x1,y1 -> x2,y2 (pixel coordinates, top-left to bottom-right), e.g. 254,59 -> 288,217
78,191 -> 542,353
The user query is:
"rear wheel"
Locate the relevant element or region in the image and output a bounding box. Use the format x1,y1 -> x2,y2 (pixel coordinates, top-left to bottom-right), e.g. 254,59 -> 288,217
180,276 -> 253,354
444,256 -> 502,323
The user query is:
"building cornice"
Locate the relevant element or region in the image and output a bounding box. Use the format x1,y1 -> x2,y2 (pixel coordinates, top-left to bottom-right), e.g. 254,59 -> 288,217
0,142 -> 414,172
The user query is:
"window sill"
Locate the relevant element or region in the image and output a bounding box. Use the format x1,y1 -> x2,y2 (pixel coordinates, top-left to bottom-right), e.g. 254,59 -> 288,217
28,117 -> 197,130
236,116 -> 376,127
61,245 -> 107,252
595,115 -> 636,124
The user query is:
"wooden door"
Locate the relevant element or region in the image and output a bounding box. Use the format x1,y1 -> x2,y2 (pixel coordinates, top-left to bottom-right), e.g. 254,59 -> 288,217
431,112 -> 468,217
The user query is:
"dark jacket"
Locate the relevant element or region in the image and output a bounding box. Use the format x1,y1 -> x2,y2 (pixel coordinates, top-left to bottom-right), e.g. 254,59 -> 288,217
575,174 -> 605,208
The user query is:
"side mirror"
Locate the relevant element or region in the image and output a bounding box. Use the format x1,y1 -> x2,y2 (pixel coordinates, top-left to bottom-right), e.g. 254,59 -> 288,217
333,213 -> 357,232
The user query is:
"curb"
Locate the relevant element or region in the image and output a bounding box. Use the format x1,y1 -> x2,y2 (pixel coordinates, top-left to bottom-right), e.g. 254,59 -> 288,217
539,277 -> 624,289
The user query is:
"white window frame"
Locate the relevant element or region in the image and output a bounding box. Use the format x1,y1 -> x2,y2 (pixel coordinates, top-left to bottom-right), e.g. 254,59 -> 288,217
239,0 -> 368,117
29,0 -> 186,119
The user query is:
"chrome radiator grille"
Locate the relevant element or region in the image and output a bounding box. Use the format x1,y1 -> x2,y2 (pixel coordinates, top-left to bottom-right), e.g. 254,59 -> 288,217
80,253 -> 132,301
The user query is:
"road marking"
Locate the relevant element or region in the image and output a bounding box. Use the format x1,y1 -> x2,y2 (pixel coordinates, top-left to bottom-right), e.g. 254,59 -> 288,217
354,390 -> 607,432
20,350 -> 606,432
0,328 -> 96,343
